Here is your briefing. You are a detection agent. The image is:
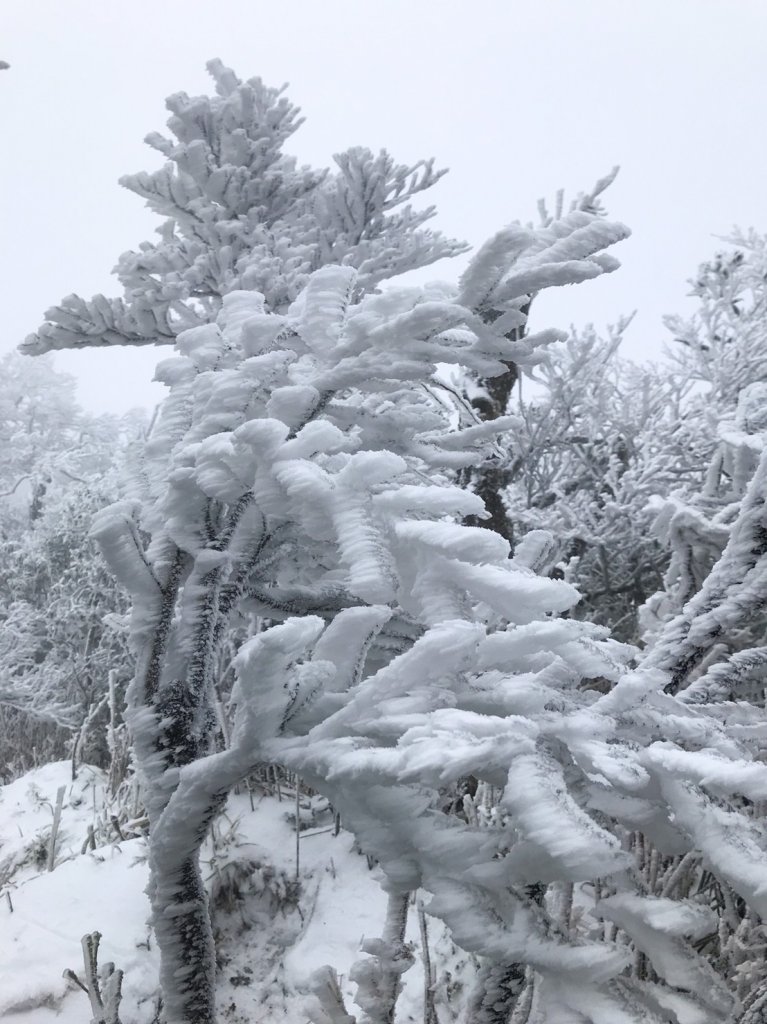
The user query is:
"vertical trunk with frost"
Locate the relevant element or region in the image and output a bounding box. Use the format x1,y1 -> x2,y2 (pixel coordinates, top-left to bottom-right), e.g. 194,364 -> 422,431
351,892 -> 413,1024
123,544 -> 224,1024
95,498 -> 266,1023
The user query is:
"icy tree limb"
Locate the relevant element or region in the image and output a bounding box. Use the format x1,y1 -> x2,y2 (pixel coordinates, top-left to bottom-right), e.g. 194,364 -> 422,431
417,899 -> 437,1024
47,784 -> 65,871
351,891 -> 414,1024
306,966 -> 358,1024
64,931 -> 124,1024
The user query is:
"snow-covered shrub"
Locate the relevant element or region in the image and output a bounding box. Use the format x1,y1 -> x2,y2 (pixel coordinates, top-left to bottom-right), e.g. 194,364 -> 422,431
0,352 -> 90,507
0,486 -> 130,733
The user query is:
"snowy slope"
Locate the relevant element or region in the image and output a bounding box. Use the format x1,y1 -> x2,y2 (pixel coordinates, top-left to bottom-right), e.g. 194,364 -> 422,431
0,763 -> 440,1023
0,762 -> 156,1021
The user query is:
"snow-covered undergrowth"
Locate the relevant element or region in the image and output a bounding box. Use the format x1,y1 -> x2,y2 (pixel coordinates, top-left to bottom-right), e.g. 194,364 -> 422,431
1,762 -> 152,1021
0,762 -> 444,1023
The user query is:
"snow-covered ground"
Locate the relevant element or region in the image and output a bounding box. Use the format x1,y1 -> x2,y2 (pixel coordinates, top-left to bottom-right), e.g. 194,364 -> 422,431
0,762 -> 446,1023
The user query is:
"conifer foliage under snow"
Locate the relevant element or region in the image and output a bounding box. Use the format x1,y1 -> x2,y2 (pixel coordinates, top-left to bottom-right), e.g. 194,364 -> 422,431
19,61 -> 633,1024
22,61 -> 467,355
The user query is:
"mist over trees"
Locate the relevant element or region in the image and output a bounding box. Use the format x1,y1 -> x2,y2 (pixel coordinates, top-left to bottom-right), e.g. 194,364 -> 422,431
5,61 -> 767,1024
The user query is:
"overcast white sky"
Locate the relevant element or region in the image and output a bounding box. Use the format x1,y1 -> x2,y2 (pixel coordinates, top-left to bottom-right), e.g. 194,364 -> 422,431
2,0 -> 766,415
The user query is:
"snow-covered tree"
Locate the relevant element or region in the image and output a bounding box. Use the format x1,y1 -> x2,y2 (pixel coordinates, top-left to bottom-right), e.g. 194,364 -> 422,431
665,238 -> 767,412
85,196 -> 627,1021
0,352 -> 101,519
644,237 -> 767,632
542,239 -> 767,1024
0,482 -> 133,776
0,356 -> 140,778
499,326 -> 698,640
510,238 -> 767,1021
24,60 -> 636,1024
266,246 -> 767,1024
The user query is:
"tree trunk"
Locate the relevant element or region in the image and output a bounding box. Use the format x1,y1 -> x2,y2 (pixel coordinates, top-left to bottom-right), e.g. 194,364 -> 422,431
352,891 -> 414,1024
150,851 -> 218,1024
143,753 -> 242,1023
125,549 -> 225,1024
463,304 -> 528,545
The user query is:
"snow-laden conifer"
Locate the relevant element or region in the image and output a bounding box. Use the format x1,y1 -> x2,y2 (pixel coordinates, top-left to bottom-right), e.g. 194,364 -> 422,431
22,61 -> 634,1024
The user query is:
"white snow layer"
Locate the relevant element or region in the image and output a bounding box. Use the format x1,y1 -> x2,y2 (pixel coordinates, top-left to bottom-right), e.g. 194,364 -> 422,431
0,762 -> 433,1023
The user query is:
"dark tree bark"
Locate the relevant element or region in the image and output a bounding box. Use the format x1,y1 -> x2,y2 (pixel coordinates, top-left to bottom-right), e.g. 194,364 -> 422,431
462,304 -> 529,546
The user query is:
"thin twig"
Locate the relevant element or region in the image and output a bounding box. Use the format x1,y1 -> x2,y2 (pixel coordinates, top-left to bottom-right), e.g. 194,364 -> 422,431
417,899 -> 437,1024
48,785 -> 65,871
295,780 -> 301,881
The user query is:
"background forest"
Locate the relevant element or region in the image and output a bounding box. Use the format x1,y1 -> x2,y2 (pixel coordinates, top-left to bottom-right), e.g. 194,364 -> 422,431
4,32 -> 767,1024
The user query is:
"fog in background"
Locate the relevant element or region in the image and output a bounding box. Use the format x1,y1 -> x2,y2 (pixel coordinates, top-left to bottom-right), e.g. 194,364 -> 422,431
2,0 -> 766,414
